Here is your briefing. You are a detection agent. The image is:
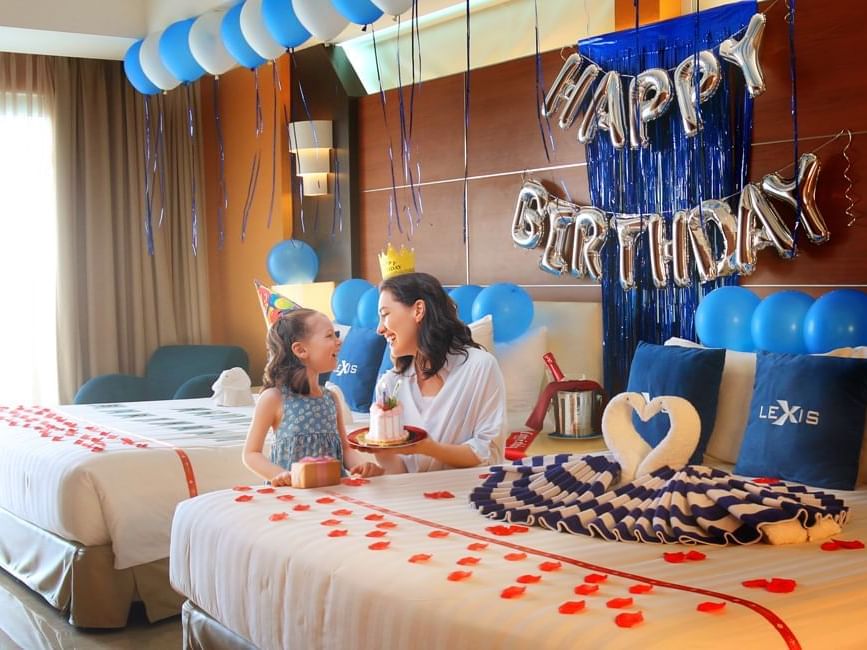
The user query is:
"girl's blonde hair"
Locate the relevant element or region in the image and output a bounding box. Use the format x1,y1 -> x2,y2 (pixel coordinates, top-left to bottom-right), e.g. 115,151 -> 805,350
262,308 -> 318,394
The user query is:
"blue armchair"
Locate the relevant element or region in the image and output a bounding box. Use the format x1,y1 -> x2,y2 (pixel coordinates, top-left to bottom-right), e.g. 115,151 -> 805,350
73,345 -> 250,404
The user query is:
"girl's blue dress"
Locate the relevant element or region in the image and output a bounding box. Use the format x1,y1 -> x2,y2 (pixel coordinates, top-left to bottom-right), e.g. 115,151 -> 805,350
270,386 -> 343,470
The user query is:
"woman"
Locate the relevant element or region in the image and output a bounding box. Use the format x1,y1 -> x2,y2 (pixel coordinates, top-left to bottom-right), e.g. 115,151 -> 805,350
371,272 -> 507,473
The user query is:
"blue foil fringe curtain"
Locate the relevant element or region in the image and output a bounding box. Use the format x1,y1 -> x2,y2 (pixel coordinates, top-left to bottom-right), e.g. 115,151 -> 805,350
578,1 -> 756,395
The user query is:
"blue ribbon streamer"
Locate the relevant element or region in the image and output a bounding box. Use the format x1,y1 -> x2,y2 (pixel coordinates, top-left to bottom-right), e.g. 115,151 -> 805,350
579,1 -> 756,395
142,95 -> 155,256
240,69 -> 263,241
157,100 -> 167,228
213,76 -> 227,250
371,28 -> 404,236
185,83 -> 199,256
267,63 -> 278,229
533,0 -> 554,162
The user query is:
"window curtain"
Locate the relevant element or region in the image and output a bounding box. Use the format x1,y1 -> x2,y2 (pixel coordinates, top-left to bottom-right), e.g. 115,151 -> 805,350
0,54 -> 58,403
0,52 -> 211,404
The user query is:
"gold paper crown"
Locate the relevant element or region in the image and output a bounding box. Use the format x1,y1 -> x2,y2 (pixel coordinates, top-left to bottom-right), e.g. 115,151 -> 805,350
378,243 -> 416,280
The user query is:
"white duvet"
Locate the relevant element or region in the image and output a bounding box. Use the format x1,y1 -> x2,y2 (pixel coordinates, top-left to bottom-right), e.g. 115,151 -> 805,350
0,399 -> 260,569
170,467 -> 867,650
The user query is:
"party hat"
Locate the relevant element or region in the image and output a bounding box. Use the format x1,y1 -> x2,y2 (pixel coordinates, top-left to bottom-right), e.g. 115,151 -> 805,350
254,279 -> 303,328
378,243 -> 415,280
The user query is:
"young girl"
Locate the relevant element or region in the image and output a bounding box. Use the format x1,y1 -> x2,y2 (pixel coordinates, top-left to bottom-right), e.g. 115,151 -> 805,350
243,308 -> 383,485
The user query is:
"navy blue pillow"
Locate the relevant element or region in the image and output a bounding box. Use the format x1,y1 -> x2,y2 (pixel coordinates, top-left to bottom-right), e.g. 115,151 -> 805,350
328,326 -> 387,412
735,351 -> 867,490
626,341 -> 726,464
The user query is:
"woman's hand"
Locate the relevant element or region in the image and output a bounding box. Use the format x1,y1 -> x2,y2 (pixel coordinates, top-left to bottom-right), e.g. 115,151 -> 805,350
270,471 -> 293,487
350,462 -> 385,478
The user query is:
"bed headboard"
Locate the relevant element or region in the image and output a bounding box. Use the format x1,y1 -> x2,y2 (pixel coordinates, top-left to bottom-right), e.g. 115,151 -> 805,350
531,301 -> 603,383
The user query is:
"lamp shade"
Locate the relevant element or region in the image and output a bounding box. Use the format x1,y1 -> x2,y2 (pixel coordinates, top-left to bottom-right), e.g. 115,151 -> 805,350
288,120 -> 333,150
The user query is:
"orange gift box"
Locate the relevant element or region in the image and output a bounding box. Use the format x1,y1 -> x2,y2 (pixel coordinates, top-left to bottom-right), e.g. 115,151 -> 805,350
290,456 -> 342,488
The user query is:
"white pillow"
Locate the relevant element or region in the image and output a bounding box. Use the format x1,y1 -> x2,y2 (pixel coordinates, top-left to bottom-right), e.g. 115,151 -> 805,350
665,337 -> 867,484
494,327 -> 548,419
468,314 -> 494,353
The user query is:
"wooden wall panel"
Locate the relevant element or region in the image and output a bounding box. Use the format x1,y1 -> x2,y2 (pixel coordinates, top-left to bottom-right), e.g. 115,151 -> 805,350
357,1 -> 867,301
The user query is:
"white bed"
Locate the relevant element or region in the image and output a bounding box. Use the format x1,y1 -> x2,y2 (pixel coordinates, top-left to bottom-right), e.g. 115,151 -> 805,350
170,465 -> 867,649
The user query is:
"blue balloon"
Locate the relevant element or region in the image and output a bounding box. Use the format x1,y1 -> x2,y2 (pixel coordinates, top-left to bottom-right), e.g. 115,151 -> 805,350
123,40 -> 160,95
804,289 -> 867,353
266,240 -> 318,284
471,283 -> 534,343
332,279 -> 374,326
221,2 -> 267,69
159,19 -> 206,83
356,286 -> 381,329
449,284 -> 483,323
695,286 -> 760,352
262,0 -> 311,48
751,290 -> 814,354
332,0 -> 383,25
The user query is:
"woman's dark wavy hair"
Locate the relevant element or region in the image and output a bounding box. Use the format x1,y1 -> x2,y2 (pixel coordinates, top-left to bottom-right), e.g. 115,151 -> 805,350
262,308 -> 318,395
379,272 -> 480,379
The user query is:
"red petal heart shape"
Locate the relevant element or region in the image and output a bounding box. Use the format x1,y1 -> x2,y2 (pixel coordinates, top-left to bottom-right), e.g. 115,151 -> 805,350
447,571 -> 472,582
276,495 -> 295,502
292,504 -> 310,511
316,497 -> 335,504
485,525 -> 514,536
332,509 -> 353,516
558,600 -> 586,615
607,597 -> 633,609
663,552 -> 686,563
234,495 -> 254,502
504,553 -> 527,561
500,586 -> 526,599
742,579 -> 769,589
408,554 -> 431,563
584,573 -> 608,584
614,612 -> 644,628
257,487 -> 275,494
517,574 -> 541,584
320,519 -> 341,526
509,525 -> 529,534
629,584 -> 653,594
269,512 -> 289,522
376,521 -> 397,529
341,477 -> 369,486
428,530 -> 450,538
821,541 -> 841,551
457,557 -> 481,566
233,486 -> 253,492
368,541 -> 391,550
467,543 -> 488,551
539,561 -> 562,572
686,550 -> 706,561
766,578 -> 797,593
835,539 -> 865,550
365,514 -> 385,521
574,584 -> 599,595
328,529 -> 348,537
697,601 -> 726,613
366,530 -> 387,538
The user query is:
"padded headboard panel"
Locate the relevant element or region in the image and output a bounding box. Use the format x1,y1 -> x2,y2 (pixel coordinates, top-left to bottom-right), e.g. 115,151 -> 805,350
531,302 -> 603,384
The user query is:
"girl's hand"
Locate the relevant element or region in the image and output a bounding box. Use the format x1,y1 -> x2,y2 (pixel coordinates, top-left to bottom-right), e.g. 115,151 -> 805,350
350,462 -> 385,478
270,471 -> 293,487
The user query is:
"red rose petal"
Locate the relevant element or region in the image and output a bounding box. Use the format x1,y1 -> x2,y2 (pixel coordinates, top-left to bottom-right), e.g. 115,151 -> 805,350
428,530 -> 450,538
509,525 -> 529,534
234,495 -> 254,502
257,487 -> 275,494
517,574 -> 541,584
366,530 -> 388,538
607,597 -> 634,609
316,497 -> 335,504
332,509 -> 353,516
233,486 -> 253,492
276,494 -> 295,502
835,539 -> 865,550
408,554 -> 432,563
341,478 -> 368,486
686,550 -> 706,561
629,584 -> 654,594
504,553 -> 527,561
752,477 -> 780,484
615,612 -> 644,628
821,541 -> 841,551
697,601 -> 726,613
447,571 -> 472,582
574,584 -> 600,595
457,556 -> 481,566
467,542 -> 488,551
742,579 -> 769,589
438,491 -> 455,499
584,573 -> 608,584
766,578 -> 797,593
365,514 -> 385,521
376,521 -> 398,529
559,600 -> 586,615
500,586 -> 526,599
269,512 -> 289,522
539,561 -> 562,572
368,541 -> 391,551
320,519 -> 342,526
292,504 -> 311,511
663,552 -> 686,563
486,525 -> 514,536
478,473 -> 492,479
328,529 -> 348,537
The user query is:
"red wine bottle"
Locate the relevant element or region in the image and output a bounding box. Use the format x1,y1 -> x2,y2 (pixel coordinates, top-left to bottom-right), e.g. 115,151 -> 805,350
542,352 -> 565,382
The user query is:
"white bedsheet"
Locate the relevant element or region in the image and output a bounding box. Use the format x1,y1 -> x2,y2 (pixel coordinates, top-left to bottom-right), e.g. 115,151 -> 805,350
170,466 -> 867,650
0,399 -> 260,569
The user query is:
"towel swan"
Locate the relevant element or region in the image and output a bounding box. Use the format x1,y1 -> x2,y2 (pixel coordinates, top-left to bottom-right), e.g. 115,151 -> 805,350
469,392 -> 848,546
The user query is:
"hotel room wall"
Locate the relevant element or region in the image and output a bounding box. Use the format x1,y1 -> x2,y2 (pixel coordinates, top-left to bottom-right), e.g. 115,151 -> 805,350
200,59 -> 292,383
357,0 -> 867,301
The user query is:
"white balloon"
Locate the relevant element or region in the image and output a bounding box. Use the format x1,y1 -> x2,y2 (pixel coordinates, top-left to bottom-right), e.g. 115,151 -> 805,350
189,10 -> 237,76
372,0 -> 413,16
241,0 -> 287,60
291,0 -> 349,43
139,31 -> 180,91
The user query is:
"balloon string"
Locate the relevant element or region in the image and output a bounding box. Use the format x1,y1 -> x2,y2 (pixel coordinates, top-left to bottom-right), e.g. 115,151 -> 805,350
333,153 -> 343,236
254,68 -> 264,137
395,16 -> 423,224
371,27 -> 403,235
409,0 -> 424,224
786,0 -> 802,251
290,50 -> 319,147
267,63 -> 278,229
214,76 -> 227,251
842,130 -> 857,227
157,99 -> 167,228
186,83 -> 199,256
533,0 -> 554,163
240,151 -> 260,241
143,94 -> 155,256
462,0 -> 470,244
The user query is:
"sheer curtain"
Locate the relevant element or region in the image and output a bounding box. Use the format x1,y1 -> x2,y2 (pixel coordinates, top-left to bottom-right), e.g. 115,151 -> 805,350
0,55 -> 58,404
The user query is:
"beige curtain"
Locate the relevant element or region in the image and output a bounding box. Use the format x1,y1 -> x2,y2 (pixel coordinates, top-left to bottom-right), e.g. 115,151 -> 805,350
49,58 -> 211,403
